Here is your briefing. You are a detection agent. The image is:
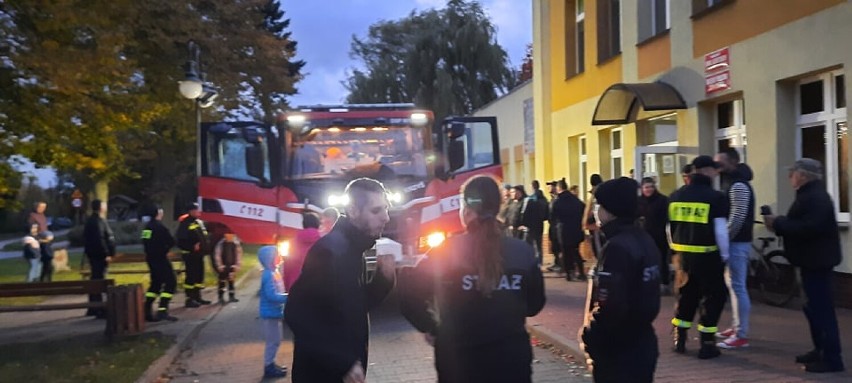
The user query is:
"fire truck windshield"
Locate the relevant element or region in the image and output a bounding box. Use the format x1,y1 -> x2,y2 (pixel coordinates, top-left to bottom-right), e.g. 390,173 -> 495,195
290,126 -> 428,179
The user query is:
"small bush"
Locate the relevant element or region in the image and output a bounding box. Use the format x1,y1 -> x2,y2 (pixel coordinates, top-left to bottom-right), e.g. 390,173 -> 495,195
68,221 -> 145,247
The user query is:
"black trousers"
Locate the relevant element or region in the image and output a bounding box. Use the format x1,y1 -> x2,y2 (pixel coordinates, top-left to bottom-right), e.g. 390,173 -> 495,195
182,252 -> 205,296
524,228 -> 544,265
591,329 -> 658,383
548,226 -> 561,265
559,231 -> 584,278
292,344 -> 364,383
801,268 -> 843,366
218,265 -> 236,296
654,238 -> 671,286
673,252 -> 727,332
40,258 -> 54,282
86,256 -> 108,315
435,337 -> 532,383
147,257 -> 177,296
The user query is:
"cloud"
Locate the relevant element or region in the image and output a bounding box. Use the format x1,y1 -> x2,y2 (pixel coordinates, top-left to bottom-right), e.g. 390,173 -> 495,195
482,0 -> 532,65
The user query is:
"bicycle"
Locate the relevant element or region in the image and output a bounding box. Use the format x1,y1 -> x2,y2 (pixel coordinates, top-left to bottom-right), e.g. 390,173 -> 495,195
749,233 -> 799,307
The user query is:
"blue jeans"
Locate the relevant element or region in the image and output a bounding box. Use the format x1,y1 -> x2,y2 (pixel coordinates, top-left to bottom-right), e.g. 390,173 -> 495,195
27,258 -> 42,282
724,242 -> 751,338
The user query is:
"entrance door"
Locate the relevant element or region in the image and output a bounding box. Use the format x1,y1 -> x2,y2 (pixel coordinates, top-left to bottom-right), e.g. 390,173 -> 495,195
634,146 -> 699,196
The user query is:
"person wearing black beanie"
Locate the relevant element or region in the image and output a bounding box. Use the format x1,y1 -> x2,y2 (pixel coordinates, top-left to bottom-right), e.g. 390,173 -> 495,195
582,177 -> 661,383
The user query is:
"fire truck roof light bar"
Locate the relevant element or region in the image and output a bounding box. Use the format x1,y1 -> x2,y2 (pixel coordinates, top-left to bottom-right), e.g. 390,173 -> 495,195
296,103 -> 417,112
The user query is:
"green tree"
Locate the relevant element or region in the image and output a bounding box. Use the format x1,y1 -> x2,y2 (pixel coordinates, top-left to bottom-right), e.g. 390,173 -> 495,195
0,0 -> 166,203
1,0 -> 303,220
345,0 -> 516,121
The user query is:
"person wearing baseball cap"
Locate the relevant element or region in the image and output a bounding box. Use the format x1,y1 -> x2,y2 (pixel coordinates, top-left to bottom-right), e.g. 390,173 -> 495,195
581,177 -> 661,382
176,201 -> 212,307
764,158 -> 844,373
667,155 -> 730,359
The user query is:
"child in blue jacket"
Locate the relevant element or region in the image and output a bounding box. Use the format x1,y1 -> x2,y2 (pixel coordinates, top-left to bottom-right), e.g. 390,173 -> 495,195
258,245 -> 288,379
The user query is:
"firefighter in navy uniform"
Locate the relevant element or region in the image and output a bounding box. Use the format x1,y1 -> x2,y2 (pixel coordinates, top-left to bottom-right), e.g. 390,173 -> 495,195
581,177 -> 661,383
668,156 -> 730,359
141,205 -> 178,322
400,175 -> 546,383
176,203 -> 212,307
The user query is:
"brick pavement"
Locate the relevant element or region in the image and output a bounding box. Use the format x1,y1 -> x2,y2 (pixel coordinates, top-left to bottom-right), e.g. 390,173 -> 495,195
529,272 -> 852,382
165,274 -> 589,382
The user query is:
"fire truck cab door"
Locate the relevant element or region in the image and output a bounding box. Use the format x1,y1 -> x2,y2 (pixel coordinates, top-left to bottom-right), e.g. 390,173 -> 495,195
441,116 -> 500,175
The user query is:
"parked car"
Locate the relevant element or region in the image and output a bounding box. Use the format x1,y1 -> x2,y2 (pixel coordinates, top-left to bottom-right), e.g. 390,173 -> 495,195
48,217 -> 74,230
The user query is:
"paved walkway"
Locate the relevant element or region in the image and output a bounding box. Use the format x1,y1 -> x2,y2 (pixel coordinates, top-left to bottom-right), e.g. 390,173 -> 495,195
528,271 -> 852,382
165,275 -> 589,382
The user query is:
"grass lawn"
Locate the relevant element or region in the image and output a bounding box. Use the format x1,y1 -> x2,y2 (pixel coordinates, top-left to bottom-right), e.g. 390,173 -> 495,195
0,331 -> 174,383
0,244 -> 262,305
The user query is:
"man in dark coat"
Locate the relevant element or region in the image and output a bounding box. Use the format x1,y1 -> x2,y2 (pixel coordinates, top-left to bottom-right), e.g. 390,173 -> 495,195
637,177 -> 670,290
83,199 -> 115,318
552,179 -> 586,281
285,178 -> 396,383
520,180 -> 549,265
765,159 -> 845,373
582,177 -> 661,383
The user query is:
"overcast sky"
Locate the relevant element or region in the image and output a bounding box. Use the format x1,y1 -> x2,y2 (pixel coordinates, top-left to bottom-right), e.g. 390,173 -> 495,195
19,0 -> 532,188
286,0 -> 532,106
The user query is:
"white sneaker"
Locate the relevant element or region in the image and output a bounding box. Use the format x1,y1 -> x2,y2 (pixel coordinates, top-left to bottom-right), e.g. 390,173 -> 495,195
717,336 -> 750,349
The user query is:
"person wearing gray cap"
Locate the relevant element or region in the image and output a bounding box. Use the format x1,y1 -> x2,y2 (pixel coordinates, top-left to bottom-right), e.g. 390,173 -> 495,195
763,158 -> 844,373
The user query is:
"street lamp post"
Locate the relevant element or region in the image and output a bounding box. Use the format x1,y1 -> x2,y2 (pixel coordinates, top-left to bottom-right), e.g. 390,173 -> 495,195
178,40 -> 217,177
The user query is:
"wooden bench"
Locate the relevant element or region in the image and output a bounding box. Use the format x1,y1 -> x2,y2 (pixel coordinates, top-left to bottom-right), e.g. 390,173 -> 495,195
0,279 -> 114,313
79,252 -> 184,278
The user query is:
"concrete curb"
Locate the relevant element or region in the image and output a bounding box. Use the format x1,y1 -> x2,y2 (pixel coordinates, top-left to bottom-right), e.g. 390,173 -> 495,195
526,323 -> 588,366
135,266 -> 261,383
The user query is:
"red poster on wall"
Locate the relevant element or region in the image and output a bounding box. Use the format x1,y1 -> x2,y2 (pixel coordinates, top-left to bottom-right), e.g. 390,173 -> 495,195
706,70 -> 731,95
704,47 -> 730,73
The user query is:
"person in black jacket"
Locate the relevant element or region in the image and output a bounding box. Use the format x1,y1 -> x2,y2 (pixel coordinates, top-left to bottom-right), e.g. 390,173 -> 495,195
141,205 -> 178,322
552,179 -> 587,281
764,158 -> 845,373
582,177 -> 661,383
83,199 -> 115,318
400,175 -> 545,383
546,181 -> 563,272
507,185 -> 527,238
638,177 -> 670,291
520,180 -> 549,265
175,203 -> 211,307
285,178 -> 396,383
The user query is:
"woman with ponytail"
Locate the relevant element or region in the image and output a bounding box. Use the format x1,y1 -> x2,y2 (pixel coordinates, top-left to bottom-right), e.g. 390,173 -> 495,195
400,175 -> 546,383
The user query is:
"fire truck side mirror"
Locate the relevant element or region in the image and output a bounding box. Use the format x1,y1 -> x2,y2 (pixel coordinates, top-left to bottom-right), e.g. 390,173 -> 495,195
447,140 -> 465,173
448,122 -> 466,139
245,145 -> 267,183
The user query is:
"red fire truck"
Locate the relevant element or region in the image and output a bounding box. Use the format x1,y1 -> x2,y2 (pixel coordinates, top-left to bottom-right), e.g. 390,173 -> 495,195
197,103 -> 501,265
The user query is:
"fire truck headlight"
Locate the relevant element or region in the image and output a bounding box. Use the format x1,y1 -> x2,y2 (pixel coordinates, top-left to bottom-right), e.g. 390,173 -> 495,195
388,191 -> 403,204
277,240 -> 290,257
287,114 -> 307,127
426,232 -> 446,248
410,112 -> 428,125
328,194 -> 350,207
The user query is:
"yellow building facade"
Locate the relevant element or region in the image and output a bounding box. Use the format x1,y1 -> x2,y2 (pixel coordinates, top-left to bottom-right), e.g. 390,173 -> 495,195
533,0 -> 852,290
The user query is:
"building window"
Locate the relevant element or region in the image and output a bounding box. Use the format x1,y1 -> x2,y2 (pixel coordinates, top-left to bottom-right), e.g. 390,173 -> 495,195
796,70 -> 848,220
639,0 -> 670,42
611,128 -> 623,178
715,99 -> 747,162
579,135 -> 588,197
692,0 -> 729,16
652,0 -> 671,36
565,0 -> 585,78
597,0 -> 621,63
